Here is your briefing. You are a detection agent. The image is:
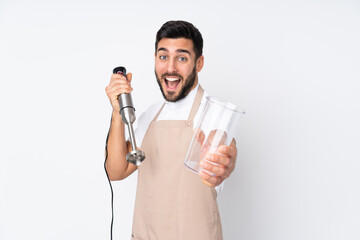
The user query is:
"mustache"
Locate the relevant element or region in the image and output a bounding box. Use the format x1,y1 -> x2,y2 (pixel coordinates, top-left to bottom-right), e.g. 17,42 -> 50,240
161,72 -> 183,79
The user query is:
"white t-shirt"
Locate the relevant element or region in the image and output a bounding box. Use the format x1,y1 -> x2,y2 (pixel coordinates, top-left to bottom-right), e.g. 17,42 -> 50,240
134,84 -> 224,195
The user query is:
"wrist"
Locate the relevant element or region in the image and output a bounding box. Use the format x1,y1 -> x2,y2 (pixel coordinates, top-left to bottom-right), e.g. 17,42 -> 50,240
111,110 -> 123,122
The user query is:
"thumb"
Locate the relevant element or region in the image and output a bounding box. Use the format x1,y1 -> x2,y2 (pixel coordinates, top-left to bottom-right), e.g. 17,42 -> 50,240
194,128 -> 205,145
126,72 -> 133,83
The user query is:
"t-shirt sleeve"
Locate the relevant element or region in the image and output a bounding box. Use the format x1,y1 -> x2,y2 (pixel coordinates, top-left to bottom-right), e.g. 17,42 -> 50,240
134,111 -> 147,148
133,101 -> 163,148
215,181 -> 224,195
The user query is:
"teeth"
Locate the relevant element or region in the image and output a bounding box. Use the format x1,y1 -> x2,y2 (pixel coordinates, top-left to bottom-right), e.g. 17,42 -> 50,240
165,77 -> 180,81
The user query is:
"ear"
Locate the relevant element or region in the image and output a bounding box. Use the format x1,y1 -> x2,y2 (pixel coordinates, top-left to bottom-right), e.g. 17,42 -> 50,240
196,55 -> 204,73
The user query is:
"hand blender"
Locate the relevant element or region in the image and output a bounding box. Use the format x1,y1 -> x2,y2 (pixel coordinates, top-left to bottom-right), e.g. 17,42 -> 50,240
113,66 -> 145,165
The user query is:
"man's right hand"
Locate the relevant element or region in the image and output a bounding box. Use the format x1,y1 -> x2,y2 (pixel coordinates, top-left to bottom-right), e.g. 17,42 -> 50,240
105,72 -> 133,113
104,71 -> 138,181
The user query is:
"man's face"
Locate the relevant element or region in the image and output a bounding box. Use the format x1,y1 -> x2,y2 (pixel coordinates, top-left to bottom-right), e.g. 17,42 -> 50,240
155,38 -> 204,102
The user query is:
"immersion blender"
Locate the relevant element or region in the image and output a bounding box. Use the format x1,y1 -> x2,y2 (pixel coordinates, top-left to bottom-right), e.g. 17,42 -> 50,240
113,66 -> 145,165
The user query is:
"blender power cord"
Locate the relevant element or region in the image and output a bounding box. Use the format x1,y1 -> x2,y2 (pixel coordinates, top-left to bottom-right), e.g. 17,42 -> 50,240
104,117 -> 114,240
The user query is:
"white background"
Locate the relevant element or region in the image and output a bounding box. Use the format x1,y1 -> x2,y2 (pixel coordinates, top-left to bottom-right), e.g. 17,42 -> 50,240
1,0 -> 359,239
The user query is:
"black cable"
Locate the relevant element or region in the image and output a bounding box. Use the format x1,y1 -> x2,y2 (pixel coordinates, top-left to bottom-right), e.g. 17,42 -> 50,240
104,116 -> 114,240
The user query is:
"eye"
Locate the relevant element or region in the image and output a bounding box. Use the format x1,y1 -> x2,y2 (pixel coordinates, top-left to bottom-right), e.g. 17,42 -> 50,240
159,55 -> 167,60
179,56 -> 187,62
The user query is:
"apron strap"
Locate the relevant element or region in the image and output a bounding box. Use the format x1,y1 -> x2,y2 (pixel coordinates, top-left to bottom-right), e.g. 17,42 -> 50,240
187,85 -> 204,121
153,101 -> 166,122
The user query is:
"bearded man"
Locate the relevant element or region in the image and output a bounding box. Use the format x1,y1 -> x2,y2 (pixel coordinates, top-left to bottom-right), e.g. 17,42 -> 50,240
105,20 -> 237,240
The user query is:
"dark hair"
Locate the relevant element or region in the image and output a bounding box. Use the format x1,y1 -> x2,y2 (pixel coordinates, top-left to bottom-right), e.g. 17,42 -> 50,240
155,20 -> 203,60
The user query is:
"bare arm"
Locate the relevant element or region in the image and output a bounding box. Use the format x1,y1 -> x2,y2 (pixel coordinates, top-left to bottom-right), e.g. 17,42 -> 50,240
105,73 -> 138,181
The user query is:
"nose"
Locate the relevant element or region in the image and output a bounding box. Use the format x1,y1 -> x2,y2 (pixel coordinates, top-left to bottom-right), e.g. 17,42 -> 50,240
166,58 -> 177,73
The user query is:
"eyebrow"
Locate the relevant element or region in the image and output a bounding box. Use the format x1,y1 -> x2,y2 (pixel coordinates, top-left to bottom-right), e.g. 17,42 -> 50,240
157,47 -> 191,55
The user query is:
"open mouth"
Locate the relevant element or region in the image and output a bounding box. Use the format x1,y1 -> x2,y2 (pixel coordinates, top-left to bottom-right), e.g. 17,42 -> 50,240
164,77 -> 181,90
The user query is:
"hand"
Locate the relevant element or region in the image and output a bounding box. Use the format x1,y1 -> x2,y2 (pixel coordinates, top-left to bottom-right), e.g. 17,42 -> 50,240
105,72 -> 133,112
199,139 -> 237,188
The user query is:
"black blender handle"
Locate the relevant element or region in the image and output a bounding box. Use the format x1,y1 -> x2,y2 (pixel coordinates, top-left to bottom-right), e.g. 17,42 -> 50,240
113,66 -> 127,76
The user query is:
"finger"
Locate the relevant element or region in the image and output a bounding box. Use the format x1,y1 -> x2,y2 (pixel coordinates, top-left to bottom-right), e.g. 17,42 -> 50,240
111,73 -> 127,81
126,72 -> 132,82
200,160 -> 229,177
205,153 -> 231,167
199,170 -> 223,188
106,84 -> 133,97
111,72 -> 132,82
106,86 -> 133,106
217,144 -> 237,158
109,81 -> 133,91
194,128 -> 205,144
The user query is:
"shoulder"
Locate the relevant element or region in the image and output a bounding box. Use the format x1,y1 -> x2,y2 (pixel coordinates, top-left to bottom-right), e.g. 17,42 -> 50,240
137,100 -> 164,126
200,87 -> 210,105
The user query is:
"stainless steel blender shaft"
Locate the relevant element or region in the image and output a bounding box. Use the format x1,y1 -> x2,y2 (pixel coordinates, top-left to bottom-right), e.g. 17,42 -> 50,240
113,66 -> 145,165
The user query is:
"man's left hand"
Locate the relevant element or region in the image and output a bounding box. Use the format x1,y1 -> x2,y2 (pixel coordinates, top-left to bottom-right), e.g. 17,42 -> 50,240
199,142 -> 237,188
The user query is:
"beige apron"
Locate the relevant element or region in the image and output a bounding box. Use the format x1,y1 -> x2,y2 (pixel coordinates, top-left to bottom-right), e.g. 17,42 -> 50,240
131,86 -> 223,240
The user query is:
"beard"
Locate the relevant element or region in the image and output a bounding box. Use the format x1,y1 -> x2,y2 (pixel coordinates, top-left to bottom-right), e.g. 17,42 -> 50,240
155,66 -> 197,102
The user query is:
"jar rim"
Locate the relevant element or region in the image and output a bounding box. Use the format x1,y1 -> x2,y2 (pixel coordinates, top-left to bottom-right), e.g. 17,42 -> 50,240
205,96 -> 245,114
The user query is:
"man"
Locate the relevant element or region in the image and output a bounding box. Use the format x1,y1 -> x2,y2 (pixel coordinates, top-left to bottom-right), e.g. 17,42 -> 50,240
105,20 -> 237,240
